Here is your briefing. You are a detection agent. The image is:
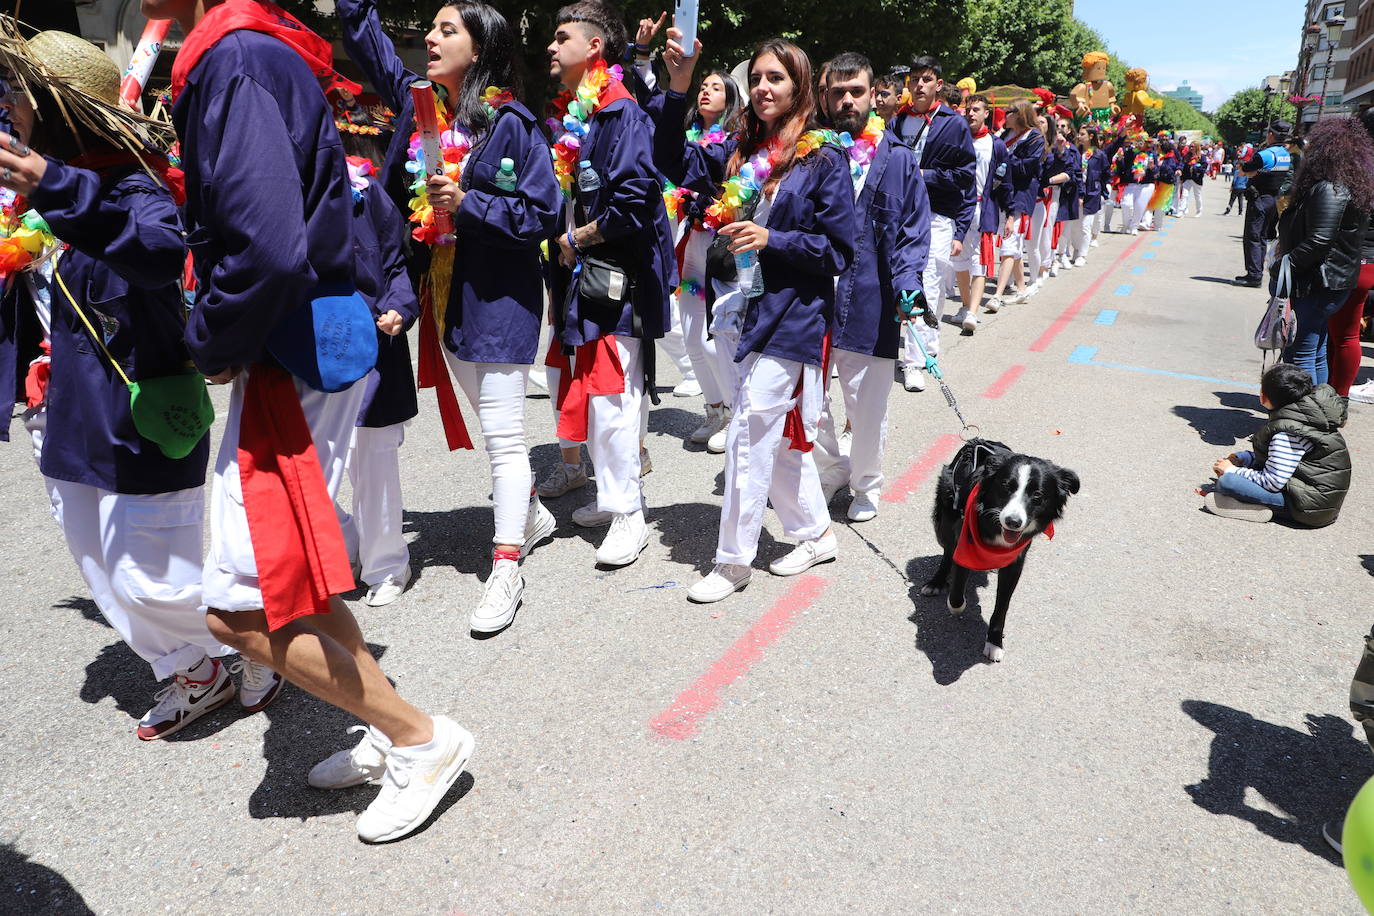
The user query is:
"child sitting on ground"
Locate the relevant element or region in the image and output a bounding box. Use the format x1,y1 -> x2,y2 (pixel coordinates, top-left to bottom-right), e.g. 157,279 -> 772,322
1205,363 -> 1351,526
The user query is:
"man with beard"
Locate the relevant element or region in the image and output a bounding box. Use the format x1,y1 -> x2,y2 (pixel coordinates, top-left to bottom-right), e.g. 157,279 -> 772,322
813,52 -> 931,521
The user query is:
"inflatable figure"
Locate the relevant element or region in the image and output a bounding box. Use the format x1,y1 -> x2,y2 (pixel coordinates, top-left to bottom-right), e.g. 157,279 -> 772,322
1122,67 -> 1163,123
1069,51 -> 1117,127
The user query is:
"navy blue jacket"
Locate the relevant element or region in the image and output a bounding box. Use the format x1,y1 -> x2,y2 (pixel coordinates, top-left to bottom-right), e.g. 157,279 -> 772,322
833,135 -> 929,360
551,95 -> 675,348
352,176 -> 418,428
26,160 -> 206,494
1081,149 -> 1109,215
1002,129 -> 1046,218
1155,155 -> 1179,185
655,92 -> 854,367
337,0 -> 560,364
1053,146 -> 1082,221
173,31 -> 356,377
977,135 -> 1011,235
1185,160 -> 1207,183
891,104 -> 976,235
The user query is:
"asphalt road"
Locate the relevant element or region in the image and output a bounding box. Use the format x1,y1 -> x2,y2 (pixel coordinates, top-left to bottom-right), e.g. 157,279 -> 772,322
2,196 -> 1371,914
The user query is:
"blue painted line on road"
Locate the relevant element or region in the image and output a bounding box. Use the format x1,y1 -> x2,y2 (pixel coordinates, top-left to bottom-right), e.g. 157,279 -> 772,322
1130,265 -> 1145,274
1067,346 -> 1260,389
1157,230 -> 1168,236
1141,251 -> 1157,260
1113,284 -> 1133,296
1150,239 -> 1163,246
1094,310 -> 1119,325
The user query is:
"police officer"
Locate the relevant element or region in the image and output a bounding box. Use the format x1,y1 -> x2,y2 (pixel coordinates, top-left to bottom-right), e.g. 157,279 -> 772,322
1234,119 -> 1293,287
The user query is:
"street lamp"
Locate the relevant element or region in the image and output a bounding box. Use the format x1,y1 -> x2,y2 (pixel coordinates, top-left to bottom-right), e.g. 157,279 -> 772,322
1263,84 -> 1276,127
1317,14 -> 1347,119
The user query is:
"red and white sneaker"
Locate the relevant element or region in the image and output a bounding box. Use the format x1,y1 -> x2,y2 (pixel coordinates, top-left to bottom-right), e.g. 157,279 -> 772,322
231,658 -> 285,713
137,660 -> 234,741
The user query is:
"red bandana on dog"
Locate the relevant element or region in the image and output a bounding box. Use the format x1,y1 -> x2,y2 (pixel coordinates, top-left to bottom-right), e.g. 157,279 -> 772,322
952,482 -> 1054,571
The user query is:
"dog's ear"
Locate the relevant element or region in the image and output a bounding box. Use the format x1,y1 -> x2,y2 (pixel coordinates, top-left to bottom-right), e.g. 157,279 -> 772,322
976,452 -> 1005,482
1055,467 -> 1081,497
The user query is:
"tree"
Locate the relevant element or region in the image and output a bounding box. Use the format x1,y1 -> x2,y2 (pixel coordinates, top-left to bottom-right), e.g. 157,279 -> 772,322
948,0 -> 1105,90
1214,87 -> 1297,145
1144,96 -> 1219,138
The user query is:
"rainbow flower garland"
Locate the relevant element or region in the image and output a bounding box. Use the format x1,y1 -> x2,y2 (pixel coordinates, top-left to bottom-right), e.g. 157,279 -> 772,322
701,129 -> 832,231
548,60 -> 624,199
685,122 -> 726,146
406,86 -> 513,245
834,112 -> 884,178
0,189 -> 57,277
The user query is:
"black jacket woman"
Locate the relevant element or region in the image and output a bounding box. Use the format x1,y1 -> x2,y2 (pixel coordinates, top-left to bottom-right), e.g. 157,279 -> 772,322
1271,117 -> 1374,387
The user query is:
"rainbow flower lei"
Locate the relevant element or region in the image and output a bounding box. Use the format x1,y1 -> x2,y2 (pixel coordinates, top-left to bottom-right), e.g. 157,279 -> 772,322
686,122 -> 726,146
701,129 -> 833,231
406,85 -> 514,245
835,113 -> 885,178
547,60 -> 624,199
0,190 -> 57,278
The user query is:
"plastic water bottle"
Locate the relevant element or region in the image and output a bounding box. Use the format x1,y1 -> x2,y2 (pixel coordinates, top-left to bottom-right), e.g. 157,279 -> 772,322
578,160 -> 601,192
734,249 -> 765,298
494,157 -> 517,191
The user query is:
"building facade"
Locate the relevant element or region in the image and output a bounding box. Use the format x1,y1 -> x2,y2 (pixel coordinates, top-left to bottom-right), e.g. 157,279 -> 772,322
1290,0 -> 1357,126
1165,81 -> 1204,110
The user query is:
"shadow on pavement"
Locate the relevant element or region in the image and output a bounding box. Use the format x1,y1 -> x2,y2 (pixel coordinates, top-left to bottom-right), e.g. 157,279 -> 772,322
80,641 -> 159,721
903,555 -> 991,685
56,595 -> 106,626
1182,700 -> 1371,864
1191,276 -> 1244,286
1360,555 -> 1374,577
1214,389 -> 1264,412
1,841 -> 94,915
647,405 -> 703,442
1171,404 -> 1257,446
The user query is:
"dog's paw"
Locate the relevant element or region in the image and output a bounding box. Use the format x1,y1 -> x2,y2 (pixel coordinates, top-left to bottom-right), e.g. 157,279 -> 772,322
947,596 -> 967,615
982,642 -> 1004,662
919,583 -> 944,597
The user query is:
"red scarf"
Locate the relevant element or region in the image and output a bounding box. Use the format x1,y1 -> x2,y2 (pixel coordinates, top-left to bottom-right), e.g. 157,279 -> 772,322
70,149 -> 185,205
170,0 -> 361,100
952,483 -> 1054,571
971,126 -> 991,140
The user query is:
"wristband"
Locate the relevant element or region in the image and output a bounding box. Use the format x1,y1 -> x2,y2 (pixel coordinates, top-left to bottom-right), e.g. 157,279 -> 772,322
566,230 -> 581,256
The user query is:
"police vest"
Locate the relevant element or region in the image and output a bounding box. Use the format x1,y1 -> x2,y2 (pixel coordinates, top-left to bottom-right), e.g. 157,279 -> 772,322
1250,145 -> 1291,195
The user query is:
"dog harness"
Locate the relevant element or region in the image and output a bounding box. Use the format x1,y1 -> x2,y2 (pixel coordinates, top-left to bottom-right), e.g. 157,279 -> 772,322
953,482 -> 1055,571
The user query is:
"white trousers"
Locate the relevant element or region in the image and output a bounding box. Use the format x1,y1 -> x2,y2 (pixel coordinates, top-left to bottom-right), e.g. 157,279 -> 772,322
1060,217 -> 1082,259
1028,196 -> 1054,279
716,353 -> 828,565
202,369 -> 363,613
1077,209 -> 1101,254
340,422 -> 411,585
1122,183 -> 1152,231
677,230 -> 728,405
812,349 -> 893,500
951,206 -> 984,277
659,293 -> 696,384
1102,196 -> 1117,232
548,364 -> 649,452
585,336 -> 645,515
1178,180 -> 1202,216
905,213 -> 956,365
45,476 -> 230,680
445,353 -> 533,545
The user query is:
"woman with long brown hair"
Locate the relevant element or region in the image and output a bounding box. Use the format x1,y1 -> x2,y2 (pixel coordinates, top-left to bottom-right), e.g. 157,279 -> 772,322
987,98 -> 1045,307
657,31 -> 855,603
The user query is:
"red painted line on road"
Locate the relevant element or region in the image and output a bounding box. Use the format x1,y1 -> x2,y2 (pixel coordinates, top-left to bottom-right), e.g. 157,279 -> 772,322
981,364 -> 1025,399
880,432 -> 962,504
650,575 -> 829,740
1028,236 -> 1146,353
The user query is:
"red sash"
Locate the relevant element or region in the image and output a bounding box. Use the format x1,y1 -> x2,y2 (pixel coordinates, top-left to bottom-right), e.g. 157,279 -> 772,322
979,232 -> 997,273
952,483 -> 1054,571
555,335 -> 626,443
783,334 -> 830,452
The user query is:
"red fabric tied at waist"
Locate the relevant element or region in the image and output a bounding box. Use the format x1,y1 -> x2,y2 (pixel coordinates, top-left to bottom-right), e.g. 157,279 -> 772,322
416,299 -> 473,451
1051,221 -> 1063,250
979,232 -> 997,274
1019,213 -> 1032,239
555,334 -> 624,444
24,340 -> 50,408
783,333 -> 830,452
237,365 -> 354,630
952,482 -> 1054,572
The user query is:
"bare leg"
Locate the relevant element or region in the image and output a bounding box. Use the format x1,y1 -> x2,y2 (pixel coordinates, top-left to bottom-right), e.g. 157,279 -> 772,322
968,275 -> 987,314
956,269 -> 972,310
207,600 -> 433,747
559,445 -> 580,466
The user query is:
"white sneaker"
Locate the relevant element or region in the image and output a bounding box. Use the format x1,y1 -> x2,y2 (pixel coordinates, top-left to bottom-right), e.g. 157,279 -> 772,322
672,378 -> 702,398
837,427 -> 853,457
572,501 -> 613,528
136,660 -> 234,740
1073,256 -> 1087,267
689,404 -> 722,444
521,498 -> 556,558
1090,239 -> 1100,248
231,657 -> 285,713
768,531 -> 838,576
639,449 -> 653,477
1048,263 -> 1059,277
470,559 -> 523,632
595,512 -> 649,566
1058,257 -> 1073,271
983,297 -> 1001,314
902,366 -> 926,392
1011,288 -> 1032,304
527,366 -> 548,393
536,462 -> 588,498
308,724 -> 390,789
1129,228 -> 1139,236
961,311 -> 979,332
1349,381 -> 1374,404
365,567 -> 410,607
951,307 -> 970,327
707,412 -> 731,454
847,492 -> 878,522
1026,280 -> 1042,297
356,716 -> 475,843
686,563 -> 752,603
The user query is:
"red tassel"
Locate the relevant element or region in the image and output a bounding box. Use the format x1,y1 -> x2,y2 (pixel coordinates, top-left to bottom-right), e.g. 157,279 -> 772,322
416,300 -> 474,451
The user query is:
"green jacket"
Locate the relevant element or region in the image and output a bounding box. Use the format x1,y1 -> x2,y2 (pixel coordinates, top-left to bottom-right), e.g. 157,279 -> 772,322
1252,383 -> 1350,527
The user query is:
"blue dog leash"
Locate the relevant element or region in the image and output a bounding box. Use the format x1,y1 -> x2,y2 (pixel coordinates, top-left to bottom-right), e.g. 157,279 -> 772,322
896,290 -> 977,437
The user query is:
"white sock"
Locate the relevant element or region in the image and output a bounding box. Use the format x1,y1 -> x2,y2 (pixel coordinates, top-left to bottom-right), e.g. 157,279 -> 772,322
182,655 -> 215,682
395,716 -> 441,753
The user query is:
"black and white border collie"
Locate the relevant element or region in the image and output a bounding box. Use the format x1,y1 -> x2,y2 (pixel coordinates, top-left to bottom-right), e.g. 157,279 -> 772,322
920,438 -> 1080,662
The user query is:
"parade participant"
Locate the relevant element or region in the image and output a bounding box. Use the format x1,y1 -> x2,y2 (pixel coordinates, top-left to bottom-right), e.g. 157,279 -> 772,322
0,26 -> 272,741
150,0 -> 474,843
1148,138 -> 1177,229
330,102 -> 419,609
546,0 -> 675,567
657,30 -> 854,603
951,93 -> 1006,330
1052,116 -> 1082,272
341,0 -> 562,625
890,56 -> 975,393
1109,126 -> 1150,235
987,99 -> 1044,306
1075,124 -> 1109,260
812,51 -> 929,520
1026,113 -> 1062,288
874,73 -> 902,122
1179,143 -> 1205,217
1235,119 -> 1292,287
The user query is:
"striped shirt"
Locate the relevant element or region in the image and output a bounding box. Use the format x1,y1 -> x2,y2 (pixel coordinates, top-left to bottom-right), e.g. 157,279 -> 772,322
1230,433 -> 1312,492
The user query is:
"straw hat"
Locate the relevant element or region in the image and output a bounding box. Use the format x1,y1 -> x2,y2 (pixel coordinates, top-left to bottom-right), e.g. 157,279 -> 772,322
25,30 -> 122,105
